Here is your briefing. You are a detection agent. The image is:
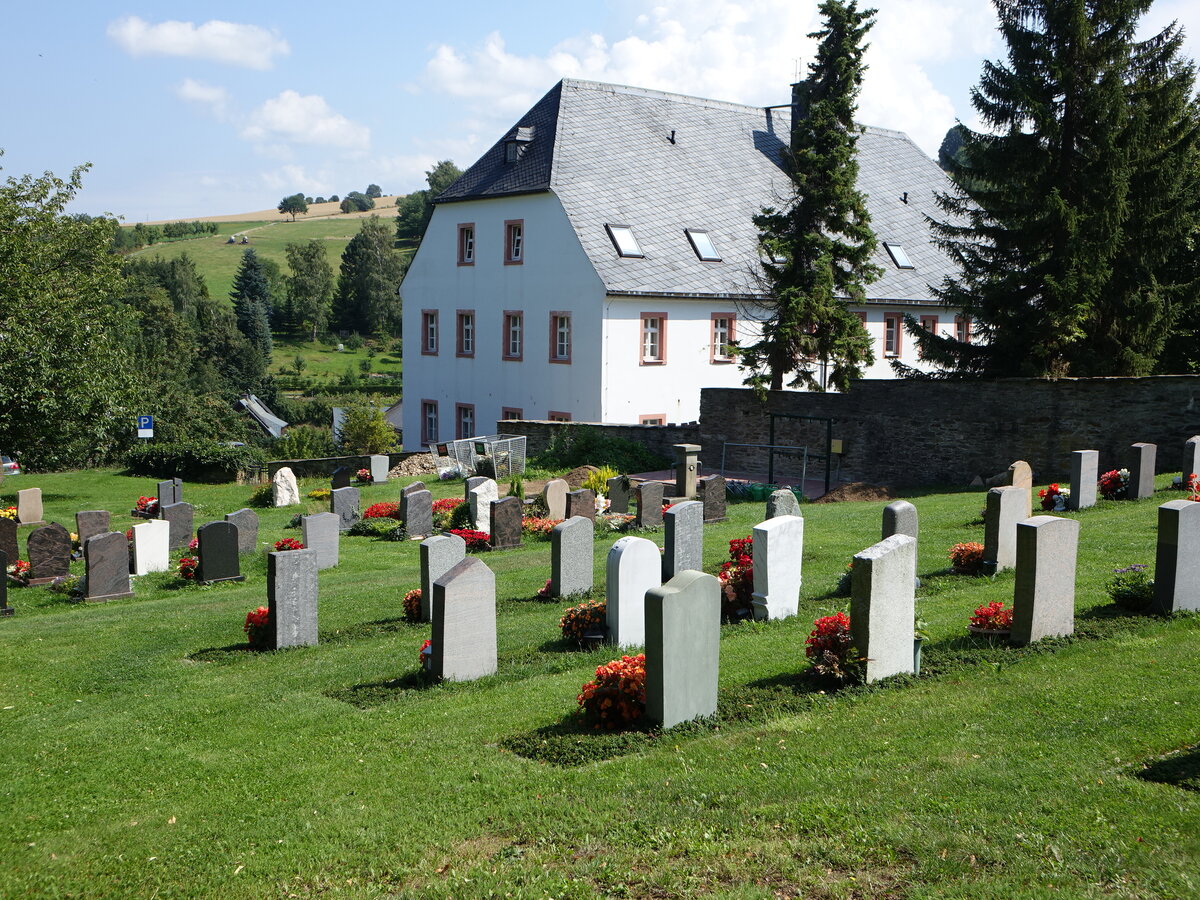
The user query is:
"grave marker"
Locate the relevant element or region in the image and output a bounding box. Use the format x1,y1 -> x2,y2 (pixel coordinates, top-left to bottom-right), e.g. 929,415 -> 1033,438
605,536 -> 659,647
1068,450 -> 1099,510
1184,436 -> 1200,483
662,500 -> 704,579
673,444 -> 701,499
83,532 -> 134,602
331,466 -> 352,489
468,479 -> 498,532
697,475 -> 726,523
488,496 -> 523,550
160,502 -> 194,551
75,510 -> 111,548
132,520 -> 170,575
565,489 -> 596,522
400,489 -> 433,539
0,549 -> 12,616
27,523 -> 70,584
766,489 -> 801,519
195,521 -> 245,584
607,476 -> 631,514
156,479 -> 179,509
420,533 -> 466,621
330,487 -> 360,531
1011,516 -> 1079,645
983,486 -> 1026,572
431,556 -> 497,681
851,533 -> 917,682
1152,499 -> 1200,614
272,467 -> 301,507
268,548 -> 319,649
16,488 -> 43,526
635,481 -> 665,529
0,519 -> 17,569
551,516 -> 594,597
224,508 -> 260,555
882,500 -> 918,572
645,570 -> 720,728
402,481 -> 426,496
751,514 -> 804,621
369,454 -> 389,484
301,513 -> 340,569
542,479 -> 568,520
1129,442 -> 1157,500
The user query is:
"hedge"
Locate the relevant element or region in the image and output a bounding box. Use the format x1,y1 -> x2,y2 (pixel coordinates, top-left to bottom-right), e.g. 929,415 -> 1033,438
125,441 -> 267,483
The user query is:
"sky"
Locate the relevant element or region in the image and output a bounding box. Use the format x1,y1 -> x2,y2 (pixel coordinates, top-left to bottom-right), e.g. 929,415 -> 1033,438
2,0 -> 1196,222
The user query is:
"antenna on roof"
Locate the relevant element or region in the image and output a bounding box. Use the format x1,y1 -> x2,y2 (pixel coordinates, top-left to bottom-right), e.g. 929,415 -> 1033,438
901,191 -> 909,204
668,129 -> 676,144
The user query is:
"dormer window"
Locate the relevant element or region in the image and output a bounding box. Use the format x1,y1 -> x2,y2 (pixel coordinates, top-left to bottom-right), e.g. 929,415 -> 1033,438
686,229 -> 721,262
606,224 -> 643,258
883,242 -> 914,269
504,126 -> 534,162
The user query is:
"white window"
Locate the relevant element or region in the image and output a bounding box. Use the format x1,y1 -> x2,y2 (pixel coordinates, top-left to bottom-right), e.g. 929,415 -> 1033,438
605,224 -> 644,258
883,242 -> 914,269
884,313 -> 902,358
457,405 -> 475,439
685,229 -> 721,261
504,312 -> 523,359
422,401 -> 439,444
640,314 -> 665,363
551,313 -> 571,362
422,311 -> 438,354
458,225 -> 475,264
712,315 -> 734,361
457,311 -> 474,356
506,221 -> 523,263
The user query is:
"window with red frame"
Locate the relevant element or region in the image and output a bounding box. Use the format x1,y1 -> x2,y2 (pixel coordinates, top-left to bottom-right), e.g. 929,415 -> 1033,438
421,310 -> 439,355
505,220 -> 523,264
503,311 -> 523,360
956,315 -> 973,343
884,313 -> 902,358
456,311 -> 475,357
457,224 -> 475,265
640,313 -> 665,364
456,403 -> 475,439
421,401 -> 439,444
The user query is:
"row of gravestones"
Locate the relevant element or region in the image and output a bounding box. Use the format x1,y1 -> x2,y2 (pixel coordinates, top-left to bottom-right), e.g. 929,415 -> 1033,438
267,456 -> 391,510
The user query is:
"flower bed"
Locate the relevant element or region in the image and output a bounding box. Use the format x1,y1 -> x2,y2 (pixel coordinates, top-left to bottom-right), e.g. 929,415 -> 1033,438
6,558 -> 31,585
560,599 -> 607,643
132,496 -> 158,518
968,601 -> 1013,632
273,538 -> 305,552
244,606 -> 271,650
433,498 -> 465,531
363,501 -> 402,520
0,506 -> 17,521
716,536 -> 754,621
178,556 -> 198,580
948,541 -> 985,575
805,612 -> 858,682
521,516 -> 562,539
577,654 -> 646,729
448,528 -> 490,551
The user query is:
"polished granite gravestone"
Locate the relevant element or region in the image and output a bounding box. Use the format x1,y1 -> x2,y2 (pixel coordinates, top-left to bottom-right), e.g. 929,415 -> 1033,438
195,521 -> 245,584
0,519 -> 18,568
331,466 -> 353,489
565,489 -> 596,522
400,489 -> 433,539
224,508 -> 260,555
330,487 -> 361,532
301,513 -> 340,569
1068,450 -> 1098,511
1153,500 -> 1200,614
1011,516 -> 1080,645
662,500 -> 704,579
488,497 -> 523,550
83,532 -> 134,602
635,482 -> 665,529
0,548 -> 12,616
27,523 -> 71,584
160,502 -> 194,551
75,510 -> 111,548
697,475 -> 726,523
606,477 -> 631,514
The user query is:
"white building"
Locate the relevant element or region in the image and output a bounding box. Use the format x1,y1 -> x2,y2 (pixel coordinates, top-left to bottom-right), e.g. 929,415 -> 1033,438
401,79 -> 965,450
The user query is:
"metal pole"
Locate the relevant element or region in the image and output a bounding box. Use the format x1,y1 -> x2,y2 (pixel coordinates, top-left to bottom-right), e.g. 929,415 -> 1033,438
802,447 -> 809,496
825,418 -> 832,495
720,443 -> 727,477
768,415 -> 776,485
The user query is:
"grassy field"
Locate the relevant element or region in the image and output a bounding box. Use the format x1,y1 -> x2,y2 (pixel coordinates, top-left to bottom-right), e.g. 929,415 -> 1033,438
0,472 -> 1197,898
270,336 -> 402,383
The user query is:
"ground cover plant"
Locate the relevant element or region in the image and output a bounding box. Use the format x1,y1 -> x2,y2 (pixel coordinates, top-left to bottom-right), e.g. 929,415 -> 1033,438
0,470 -> 1197,898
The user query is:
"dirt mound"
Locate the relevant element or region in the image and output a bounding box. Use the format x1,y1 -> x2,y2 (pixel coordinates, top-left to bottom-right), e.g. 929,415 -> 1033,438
563,465 -> 600,489
813,482 -> 896,503
389,453 -> 438,478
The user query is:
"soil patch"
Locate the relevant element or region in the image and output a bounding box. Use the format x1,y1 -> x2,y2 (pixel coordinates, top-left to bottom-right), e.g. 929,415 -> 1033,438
563,465 -> 600,489
813,482 -> 896,503
389,454 -> 438,478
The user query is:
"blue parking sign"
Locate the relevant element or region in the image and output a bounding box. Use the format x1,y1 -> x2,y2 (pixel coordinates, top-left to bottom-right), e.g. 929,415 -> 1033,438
137,415 -> 154,439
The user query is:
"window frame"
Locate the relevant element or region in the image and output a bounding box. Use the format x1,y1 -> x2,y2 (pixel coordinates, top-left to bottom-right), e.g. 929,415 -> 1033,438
501,407 -> 524,421
605,224 -> 644,258
502,310 -> 523,361
457,223 -> 475,266
639,312 -> 667,365
421,310 -> 439,356
455,402 -> 476,440
456,309 -> 476,358
549,311 -> 572,364
504,219 -> 524,265
421,399 -> 439,445
955,315 -> 973,343
639,414 -> 666,426
685,228 -> 722,262
883,313 -> 902,358
547,410 -> 573,423
710,312 -> 736,364
883,242 -> 915,269
918,315 -> 938,359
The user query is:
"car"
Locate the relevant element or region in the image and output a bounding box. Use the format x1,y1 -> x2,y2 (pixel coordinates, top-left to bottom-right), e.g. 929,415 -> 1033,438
1,455 -> 21,475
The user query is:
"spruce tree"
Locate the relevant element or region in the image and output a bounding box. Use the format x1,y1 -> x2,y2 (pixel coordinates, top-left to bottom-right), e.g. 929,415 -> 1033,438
738,0 -> 879,394
229,247 -> 273,360
911,0 -> 1200,377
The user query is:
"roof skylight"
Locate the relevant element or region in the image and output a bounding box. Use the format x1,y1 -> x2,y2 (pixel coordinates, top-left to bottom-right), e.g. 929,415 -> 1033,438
686,229 -> 721,262
883,242 -> 915,269
606,224 -> 644,258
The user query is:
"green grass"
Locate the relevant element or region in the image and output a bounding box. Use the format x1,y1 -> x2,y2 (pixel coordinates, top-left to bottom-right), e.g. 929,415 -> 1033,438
270,336 -> 401,382
1,471 -> 1197,898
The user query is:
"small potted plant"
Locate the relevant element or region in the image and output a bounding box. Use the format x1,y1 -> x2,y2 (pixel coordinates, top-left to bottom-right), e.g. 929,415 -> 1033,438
968,601 -> 1013,636
355,467 -> 372,484
402,588 -> 422,622
577,654 -> 646,730
948,542 -> 986,576
560,598 -> 608,648
273,537 -> 305,552
805,612 -> 860,684
1098,468 -> 1129,500
716,536 -> 754,622
419,638 -> 434,674
244,606 -> 271,650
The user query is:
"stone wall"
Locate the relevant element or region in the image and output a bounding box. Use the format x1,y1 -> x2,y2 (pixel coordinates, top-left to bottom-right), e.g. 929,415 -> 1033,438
494,420 -> 701,462
700,377 -> 1200,487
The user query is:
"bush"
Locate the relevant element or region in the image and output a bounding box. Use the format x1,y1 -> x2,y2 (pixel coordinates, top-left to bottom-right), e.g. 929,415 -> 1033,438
403,589 -> 422,621
381,524 -> 408,542
273,425 -> 336,460
948,541 -> 985,575
248,483 -> 273,508
125,441 -> 266,482
560,599 -> 606,642
448,501 -> 473,531
448,528 -> 489,551
577,654 -> 646,729
533,425 -> 668,474
348,519 -> 395,538
582,466 -> 620,496
1108,564 -> 1155,612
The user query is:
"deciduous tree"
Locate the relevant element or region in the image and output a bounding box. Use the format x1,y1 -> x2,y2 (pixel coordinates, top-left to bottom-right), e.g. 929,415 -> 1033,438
277,192 -> 308,221
285,239 -> 334,341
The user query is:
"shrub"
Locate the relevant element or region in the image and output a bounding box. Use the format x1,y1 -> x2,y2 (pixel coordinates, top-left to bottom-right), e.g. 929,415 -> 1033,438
969,601 -> 1013,631
716,536 -> 754,621
560,599 -> 607,642
248,483 -> 274,508
448,528 -> 490,551
273,425 -> 335,461
533,425 -> 668,474
363,501 -> 401,520
949,542 -> 985,575
433,497 -> 464,530
382,524 -> 408,542
402,589 -> 422,622
126,440 -> 266,482
1108,564 -> 1155,612
244,606 -> 271,649
448,501 -> 473,531
308,488 -> 331,500
582,466 -> 620,496
578,654 -> 646,729
285,513 -> 303,530
348,519 -> 395,538
805,613 -> 858,683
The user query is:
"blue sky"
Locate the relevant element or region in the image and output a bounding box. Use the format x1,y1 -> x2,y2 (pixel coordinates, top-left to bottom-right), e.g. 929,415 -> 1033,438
2,0 -> 1195,221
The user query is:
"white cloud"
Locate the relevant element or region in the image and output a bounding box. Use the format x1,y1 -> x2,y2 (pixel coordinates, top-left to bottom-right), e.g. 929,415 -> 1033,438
175,78 -> 230,118
107,15 -> 289,70
260,165 -> 335,195
242,90 -> 370,151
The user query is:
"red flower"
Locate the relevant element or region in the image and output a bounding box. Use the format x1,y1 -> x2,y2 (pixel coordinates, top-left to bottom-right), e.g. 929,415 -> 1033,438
419,638 -> 433,670
805,612 -> 857,681
969,601 -> 1013,630
578,654 -> 646,729
273,538 -> 305,551
364,501 -> 401,520
448,528 -> 490,551
244,606 -> 271,649
178,556 -> 198,580
402,588 -> 422,622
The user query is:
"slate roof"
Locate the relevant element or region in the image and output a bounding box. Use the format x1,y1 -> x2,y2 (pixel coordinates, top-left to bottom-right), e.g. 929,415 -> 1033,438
436,78 -> 959,304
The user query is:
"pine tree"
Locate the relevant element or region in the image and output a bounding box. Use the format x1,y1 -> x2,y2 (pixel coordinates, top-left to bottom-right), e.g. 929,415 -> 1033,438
911,0 -> 1200,377
229,247 -> 273,360
738,0 -> 879,394
334,216 -> 407,335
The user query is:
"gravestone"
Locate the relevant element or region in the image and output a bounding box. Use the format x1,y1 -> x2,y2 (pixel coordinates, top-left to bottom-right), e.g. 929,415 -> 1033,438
301,513 -> 340,569
662,500 -> 704,579
160,502 -> 194,551
465,476 -> 488,500
674,444 -> 701,499
1184,436 -> 1200,482
697,475 -> 726,523
606,536 -> 660,647
195,521 -> 245,584
420,533 -> 466,621
27,523 -> 70,584
156,479 -> 180,509
882,500 -> 918,573
645,569 -> 720,728
607,476 -> 631,514
224,508 -> 260,555
331,466 -> 353,489
0,549 -> 10,616
83,532 -> 133,602
1007,461 -> 1033,518
173,477 -> 183,502
551,516 -> 594,597
751,514 -> 804,621
272,466 -> 301,507
369,454 -> 389,484
983,486 -> 1026,572
488,496 -> 523,550
268,548 -> 319,649
330,486 -> 360,531
542,479 -> 568,520
1129,443 -> 1157,500
132,520 -> 170,575
851,533 -> 917,682
0,519 -> 17,570
1152,499 -> 1200,614
1068,450 -> 1099,510
1011,516 -> 1079,645
400,489 -> 433,539
468,479 -> 498,532
565,489 -> 596,522
402,481 -> 426,496
766,489 -> 801,519
636,481 -> 665,529
431,556 -> 497,681
16,488 -> 43,526
75,511 -> 111,548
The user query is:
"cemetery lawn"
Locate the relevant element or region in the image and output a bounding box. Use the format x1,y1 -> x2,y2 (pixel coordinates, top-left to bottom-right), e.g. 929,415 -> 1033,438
1,472 -> 1197,899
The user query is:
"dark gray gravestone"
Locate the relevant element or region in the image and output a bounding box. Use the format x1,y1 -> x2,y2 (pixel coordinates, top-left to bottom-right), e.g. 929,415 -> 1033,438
402,481 -> 426,497
83,532 -> 133,602
697,475 -> 726,522
330,487 -> 360,532
1152,499 -> 1200,614
156,480 -> 176,510
645,570 -> 720,728
160,502 -> 194,551
431,556 -> 497,681
551,516 -> 594,597
75,510 -> 111,548
607,476 -> 631,514
565,489 -> 596,522
224,508 -> 260,555
663,500 -> 704,580
0,548 -> 12,616
420,533 -> 466,621
0,519 -> 18,569
636,481 -> 665,529
196,521 -> 245,584
27,523 -> 71,584
173,477 -> 184,503
488,497 -> 523,550
1129,442 -> 1157,500
401,489 -> 433,538
301,512 -> 340,569
268,548 -> 319,649
331,466 -> 353,489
